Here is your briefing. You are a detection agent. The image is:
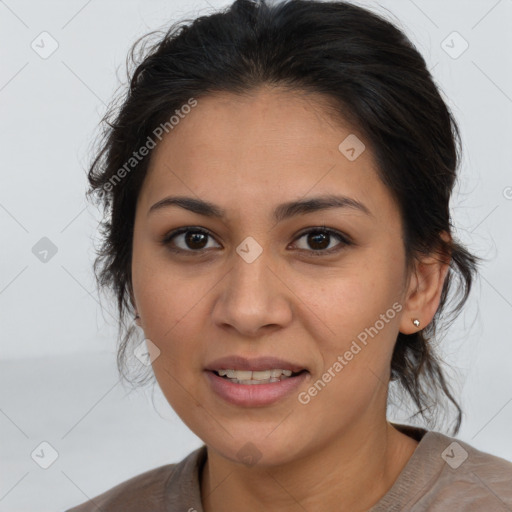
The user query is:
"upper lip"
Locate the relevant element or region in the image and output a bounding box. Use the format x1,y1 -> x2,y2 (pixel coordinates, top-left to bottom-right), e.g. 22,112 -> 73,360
205,355 -> 307,373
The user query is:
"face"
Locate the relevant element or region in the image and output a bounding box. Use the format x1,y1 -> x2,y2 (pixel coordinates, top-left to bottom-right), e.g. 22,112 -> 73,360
131,86 -> 413,466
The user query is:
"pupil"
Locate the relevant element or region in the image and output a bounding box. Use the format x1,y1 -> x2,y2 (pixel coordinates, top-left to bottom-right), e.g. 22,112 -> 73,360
186,232 -> 207,249
309,231 -> 329,250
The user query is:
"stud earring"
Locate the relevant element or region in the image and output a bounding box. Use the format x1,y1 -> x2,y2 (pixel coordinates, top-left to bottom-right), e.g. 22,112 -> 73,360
412,319 -> 420,328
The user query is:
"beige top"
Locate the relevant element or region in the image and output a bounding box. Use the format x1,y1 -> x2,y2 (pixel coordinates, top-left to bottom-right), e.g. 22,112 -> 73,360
66,423 -> 512,511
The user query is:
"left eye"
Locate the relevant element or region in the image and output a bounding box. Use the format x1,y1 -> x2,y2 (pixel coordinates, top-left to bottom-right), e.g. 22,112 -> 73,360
161,226 -> 350,255
291,228 -> 350,255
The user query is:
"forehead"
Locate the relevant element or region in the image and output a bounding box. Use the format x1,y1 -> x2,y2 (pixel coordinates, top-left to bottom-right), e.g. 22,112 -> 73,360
138,87 -> 397,222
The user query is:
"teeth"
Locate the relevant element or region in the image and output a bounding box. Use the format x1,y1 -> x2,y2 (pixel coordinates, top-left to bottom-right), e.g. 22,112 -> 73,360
228,369 -> 252,380
215,368 -> 297,383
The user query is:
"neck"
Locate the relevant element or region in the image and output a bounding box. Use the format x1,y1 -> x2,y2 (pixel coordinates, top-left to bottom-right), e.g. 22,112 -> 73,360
200,420 -> 419,512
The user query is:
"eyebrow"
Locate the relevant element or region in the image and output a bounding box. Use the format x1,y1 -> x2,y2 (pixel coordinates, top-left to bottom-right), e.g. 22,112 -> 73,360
147,194 -> 372,222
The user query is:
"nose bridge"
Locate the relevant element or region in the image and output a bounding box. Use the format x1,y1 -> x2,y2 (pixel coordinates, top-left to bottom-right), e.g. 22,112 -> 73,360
231,247 -> 271,299
231,241 -> 278,308
212,242 -> 292,335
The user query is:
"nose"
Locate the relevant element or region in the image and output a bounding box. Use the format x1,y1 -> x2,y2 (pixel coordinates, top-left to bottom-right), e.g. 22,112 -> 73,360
211,250 -> 293,338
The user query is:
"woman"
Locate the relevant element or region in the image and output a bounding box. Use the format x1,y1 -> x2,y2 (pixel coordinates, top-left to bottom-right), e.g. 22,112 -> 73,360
67,0 -> 512,510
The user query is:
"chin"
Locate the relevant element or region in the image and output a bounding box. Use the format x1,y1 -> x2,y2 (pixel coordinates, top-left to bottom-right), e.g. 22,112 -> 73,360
203,428 -> 307,468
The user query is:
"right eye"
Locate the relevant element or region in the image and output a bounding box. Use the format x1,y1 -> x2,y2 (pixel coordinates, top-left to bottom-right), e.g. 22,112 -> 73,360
160,227 -> 222,254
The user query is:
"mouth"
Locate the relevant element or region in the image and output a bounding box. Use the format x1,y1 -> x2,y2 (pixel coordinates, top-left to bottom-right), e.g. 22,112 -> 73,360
205,368 -> 309,407
204,355 -> 309,406
210,368 -> 308,385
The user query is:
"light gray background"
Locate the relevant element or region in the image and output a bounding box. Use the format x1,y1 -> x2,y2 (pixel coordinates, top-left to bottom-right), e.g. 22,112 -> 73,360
1,0 -> 511,510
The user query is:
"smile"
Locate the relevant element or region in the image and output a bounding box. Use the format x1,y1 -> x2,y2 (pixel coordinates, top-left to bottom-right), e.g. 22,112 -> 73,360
205,369 -> 309,406
213,368 -> 301,384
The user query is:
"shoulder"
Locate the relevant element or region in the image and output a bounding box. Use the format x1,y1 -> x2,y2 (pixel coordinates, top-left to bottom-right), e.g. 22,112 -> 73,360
373,425 -> 512,511
65,463 -> 178,512
436,434 -> 512,497
415,431 -> 512,509
64,445 -> 207,512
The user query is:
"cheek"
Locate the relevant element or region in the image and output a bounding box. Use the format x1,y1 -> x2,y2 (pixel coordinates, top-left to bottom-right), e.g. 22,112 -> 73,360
134,270 -> 206,356
292,259 -> 404,338
293,277 -> 401,425
131,238 -> 200,336
289,255 -> 404,385
135,269 -> 211,420
130,248 -> 205,395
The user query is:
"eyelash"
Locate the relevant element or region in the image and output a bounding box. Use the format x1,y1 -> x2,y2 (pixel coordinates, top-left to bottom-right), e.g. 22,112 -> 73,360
159,225 -> 352,257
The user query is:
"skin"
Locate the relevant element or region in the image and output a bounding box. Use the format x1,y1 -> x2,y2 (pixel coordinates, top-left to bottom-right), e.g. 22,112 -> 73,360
130,85 -> 450,511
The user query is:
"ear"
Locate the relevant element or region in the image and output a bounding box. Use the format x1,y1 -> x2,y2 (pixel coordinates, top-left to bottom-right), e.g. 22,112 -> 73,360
399,231 -> 451,335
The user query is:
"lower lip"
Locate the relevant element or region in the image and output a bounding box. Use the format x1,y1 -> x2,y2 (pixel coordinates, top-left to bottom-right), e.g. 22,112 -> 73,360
205,370 -> 309,407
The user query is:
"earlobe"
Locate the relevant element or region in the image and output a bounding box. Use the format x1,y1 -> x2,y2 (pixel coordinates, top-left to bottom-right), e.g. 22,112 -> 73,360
398,267 -> 422,334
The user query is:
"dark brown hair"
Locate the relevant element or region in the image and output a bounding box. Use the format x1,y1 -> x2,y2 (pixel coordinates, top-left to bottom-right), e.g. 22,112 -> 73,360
86,0 -> 480,435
